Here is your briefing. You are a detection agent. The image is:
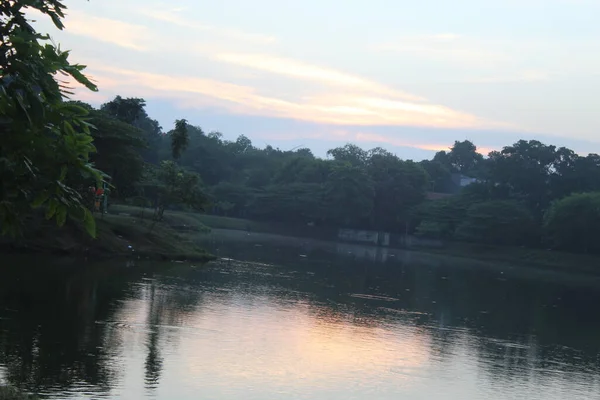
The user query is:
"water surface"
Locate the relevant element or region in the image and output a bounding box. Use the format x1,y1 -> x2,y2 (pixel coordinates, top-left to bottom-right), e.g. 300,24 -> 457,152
1,231 -> 600,399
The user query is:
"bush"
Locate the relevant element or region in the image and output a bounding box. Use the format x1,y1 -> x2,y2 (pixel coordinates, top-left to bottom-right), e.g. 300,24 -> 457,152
544,192 -> 600,253
455,200 -> 537,246
0,386 -> 36,400
415,220 -> 451,239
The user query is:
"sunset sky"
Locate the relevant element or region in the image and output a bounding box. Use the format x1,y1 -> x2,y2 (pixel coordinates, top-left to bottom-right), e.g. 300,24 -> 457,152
34,0 -> 600,159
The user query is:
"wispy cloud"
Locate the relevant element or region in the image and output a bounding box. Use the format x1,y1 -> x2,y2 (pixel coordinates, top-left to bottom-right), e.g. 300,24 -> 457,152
467,70 -> 552,83
140,10 -> 277,45
428,33 -> 462,42
64,10 -> 150,51
213,53 -> 424,101
79,64 -> 498,130
372,34 -> 510,67
353,131 -> 494,154
256,129 -> 495,155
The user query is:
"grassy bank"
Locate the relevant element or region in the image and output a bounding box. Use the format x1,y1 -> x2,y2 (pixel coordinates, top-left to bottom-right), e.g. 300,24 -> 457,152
110,205 -> 337,240
110,205 -> 600,271
410,241 -> 600,273
1,211 -> 215,262
0,387 -> 35,400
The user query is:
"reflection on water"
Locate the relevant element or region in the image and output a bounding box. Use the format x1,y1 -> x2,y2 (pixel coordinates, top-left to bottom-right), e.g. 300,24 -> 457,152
1,233 -> 600,399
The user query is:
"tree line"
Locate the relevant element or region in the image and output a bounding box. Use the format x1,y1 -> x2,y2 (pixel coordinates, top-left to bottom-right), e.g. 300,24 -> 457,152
2,1 -> 600,256
82,95 -> 600,255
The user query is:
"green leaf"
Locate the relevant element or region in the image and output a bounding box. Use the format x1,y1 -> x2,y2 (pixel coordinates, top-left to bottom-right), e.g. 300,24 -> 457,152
32,191 -> 50,208
59,165 -> 68,181
45,199 -> 58,219
83,208 -> 96,238
63,120 -> 76,135
56,205 -> 67,227
49,12 -> 66,30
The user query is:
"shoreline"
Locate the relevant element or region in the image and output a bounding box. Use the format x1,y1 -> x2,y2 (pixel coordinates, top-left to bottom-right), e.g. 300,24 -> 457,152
0,212 -> 216,264
0,386 -> 36,400
4,205 -> 599,273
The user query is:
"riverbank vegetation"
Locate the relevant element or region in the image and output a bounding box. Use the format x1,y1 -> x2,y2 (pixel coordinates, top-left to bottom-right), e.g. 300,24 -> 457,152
0,386 -> 35,400
3,1 -> 600,261
0,211 -> 214,262
112,206 -> 600,272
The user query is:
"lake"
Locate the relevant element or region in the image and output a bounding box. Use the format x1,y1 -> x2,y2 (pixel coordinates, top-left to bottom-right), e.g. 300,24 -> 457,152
1,230 -> 600,399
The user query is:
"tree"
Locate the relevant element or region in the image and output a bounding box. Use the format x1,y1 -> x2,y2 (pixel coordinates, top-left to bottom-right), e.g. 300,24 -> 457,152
487,140 -> 559,215
176,125 -> 234,186
414,196 -> 468,239
150,161 -> 209,221
455,200 -> 537,246
169,119 -> 189,160
0,0 -> 99,236
323,163 -> 374,228
230,135 -> 253,155
544,192 -> 600,254
210,182 -> 257,217
433,150 -> 451,168
413,181 -> 508,240
420,159 -> 452,192
447,140 -> 483,175
70,102 -> 147,199
273,156 -> 330,185
101,96 -> 146,125
367,152 -> 429,231
101,96 -> 163,164
327,144 -> 368,167
249,183 -> 324,224
550,152 -> 600,200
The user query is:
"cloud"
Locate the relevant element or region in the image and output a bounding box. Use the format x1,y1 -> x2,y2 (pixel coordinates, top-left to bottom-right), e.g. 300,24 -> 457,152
467,70 -> 552,83
78,63 -> 501,130
214,53 -> 424,101
255,128 -> 494,155
429,33 -> 462,42
64,11 -> 151,51
372,35 -> 510,67
139,10 -> 277,45
353,132 -> 494,155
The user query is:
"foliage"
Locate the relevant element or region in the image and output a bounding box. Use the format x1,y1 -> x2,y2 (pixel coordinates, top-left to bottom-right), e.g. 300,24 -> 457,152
432,140 -> 483,173
367,152 -> 429,230
415,220 -> 448,239
250,183 -> 325,223
70,102 -> 147,199
323,163 -> 374,227
210,182 -> 257,217
420,159 -> 451,192
100,95 -> 163,164
3,1 -> 598,254
544,192 -> 600,254
486,140 -> 559,213
447,140 -> 484,175
0,386 -> 36,400
170,119 -> 189,160
327,143 -> 368,167
0,0 -> 100,236
455,200 -> 537,246
414,196 -> 468,239
149,161 -> 209,221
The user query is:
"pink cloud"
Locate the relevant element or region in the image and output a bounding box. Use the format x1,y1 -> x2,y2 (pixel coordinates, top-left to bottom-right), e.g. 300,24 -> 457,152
80,64 -> 494,130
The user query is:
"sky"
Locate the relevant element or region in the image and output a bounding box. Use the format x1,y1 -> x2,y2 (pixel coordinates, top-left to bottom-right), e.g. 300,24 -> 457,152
31,0 -> 600,159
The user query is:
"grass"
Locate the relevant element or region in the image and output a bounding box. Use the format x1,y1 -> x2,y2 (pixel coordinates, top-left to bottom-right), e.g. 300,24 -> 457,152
93,214 -> 215,261
110,204 -> 600,272
111,204 -> 275,232
417,241 -> 600,273
0,210 -> 215,262
110,204 -> 336,239
0,387 -> 35,400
